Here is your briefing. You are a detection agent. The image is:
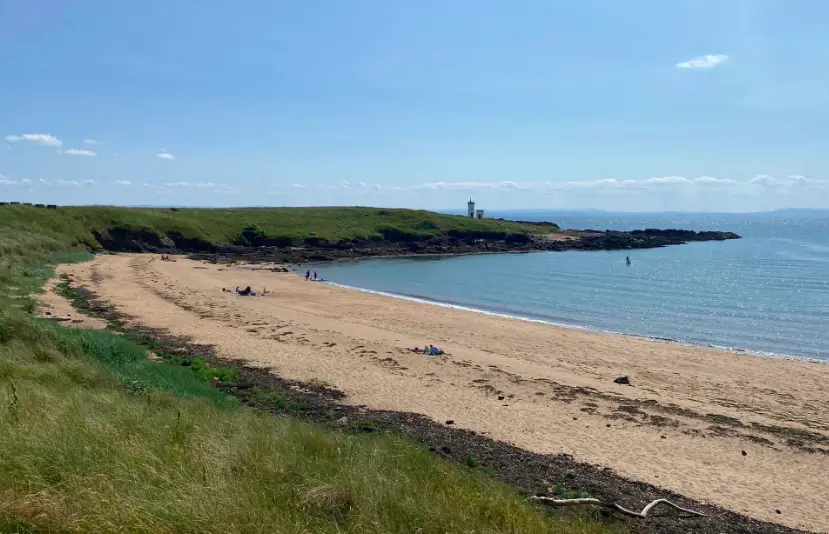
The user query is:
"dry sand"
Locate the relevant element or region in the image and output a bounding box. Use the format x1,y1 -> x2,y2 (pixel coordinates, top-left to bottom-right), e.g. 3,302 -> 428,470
60,254 -> 829,532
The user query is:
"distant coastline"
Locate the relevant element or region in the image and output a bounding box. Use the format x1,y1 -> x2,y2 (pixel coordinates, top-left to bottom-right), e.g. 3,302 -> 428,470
188,227 -> 740,264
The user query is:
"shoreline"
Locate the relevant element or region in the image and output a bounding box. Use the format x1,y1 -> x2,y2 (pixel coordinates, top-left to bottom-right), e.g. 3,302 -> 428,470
56,254 -> 829,532
322,279 -> 827,365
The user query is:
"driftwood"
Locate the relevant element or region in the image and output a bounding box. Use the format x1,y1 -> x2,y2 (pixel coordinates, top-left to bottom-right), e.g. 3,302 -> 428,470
532,496 -> 707,519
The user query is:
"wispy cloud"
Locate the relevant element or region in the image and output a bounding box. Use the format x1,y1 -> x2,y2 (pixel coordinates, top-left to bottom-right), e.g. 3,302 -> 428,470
337,175 -> 824,194
55,179 -> 95,186
5,133 -> 63,147
156,149 -> 175,160
162,181 -> 220,189
676,54 -> 729,69
60,148 -> 97,157
115,180 -> 132,186
84,139 -> 102,145
0,175 -> 33,186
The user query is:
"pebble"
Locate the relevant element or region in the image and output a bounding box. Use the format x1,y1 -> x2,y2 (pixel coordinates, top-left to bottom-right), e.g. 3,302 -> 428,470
445,419 -> 455,425
776,509 -> 782,514
661,435 -> 666,439
741,450 -> 747,456
497,395 -> 505,400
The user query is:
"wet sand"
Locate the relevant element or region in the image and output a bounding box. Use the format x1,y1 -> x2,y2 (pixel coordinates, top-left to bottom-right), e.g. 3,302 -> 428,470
60,254 -> 829,532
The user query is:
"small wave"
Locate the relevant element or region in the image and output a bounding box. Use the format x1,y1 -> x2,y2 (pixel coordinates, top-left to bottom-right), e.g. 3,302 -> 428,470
324,281 -> 827,365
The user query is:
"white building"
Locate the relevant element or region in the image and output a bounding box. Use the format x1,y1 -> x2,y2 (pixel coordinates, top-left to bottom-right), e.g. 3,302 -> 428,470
467,199 -> 485,219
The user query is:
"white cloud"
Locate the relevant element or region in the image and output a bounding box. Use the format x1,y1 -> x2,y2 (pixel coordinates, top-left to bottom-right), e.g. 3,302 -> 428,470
162,181 -> 220,189
52,179 -> 94,187
156,149 -> 175,160
115,180 -> 132,186
5,133 -> 63,147
291,183 -> 306,188
40,178 -> 51,185
0,175 -> 33,186
362,175 -> 829,194
676,54 -> 729,69
84,139 -> 102,145
61,148 -> 97,157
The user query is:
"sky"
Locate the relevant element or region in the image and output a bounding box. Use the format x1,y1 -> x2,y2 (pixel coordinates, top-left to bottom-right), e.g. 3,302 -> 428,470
1,0 -> 828,212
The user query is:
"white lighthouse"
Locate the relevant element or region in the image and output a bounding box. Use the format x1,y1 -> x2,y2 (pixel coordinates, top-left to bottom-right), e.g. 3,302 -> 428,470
468,198 -> 475,218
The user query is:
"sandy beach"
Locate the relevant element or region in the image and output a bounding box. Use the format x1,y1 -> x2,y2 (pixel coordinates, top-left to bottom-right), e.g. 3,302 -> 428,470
59,254 -> 829,532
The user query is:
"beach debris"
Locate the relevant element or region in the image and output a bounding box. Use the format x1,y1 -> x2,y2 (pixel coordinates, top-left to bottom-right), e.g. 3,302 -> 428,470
741,450 -> 747,456
532,496 -> 707,519
497,395 -> 505,400
445,419 -> 455,425
614,376 -> 631,385
776,509 -> 782,514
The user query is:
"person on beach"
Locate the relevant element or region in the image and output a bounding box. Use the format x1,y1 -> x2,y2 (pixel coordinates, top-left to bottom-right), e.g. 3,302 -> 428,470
313,271 -> 318,281
305,270 -> 311,281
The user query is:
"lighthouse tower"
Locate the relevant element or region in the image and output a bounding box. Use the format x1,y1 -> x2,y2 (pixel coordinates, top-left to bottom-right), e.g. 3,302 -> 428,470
467,198 -> 475,218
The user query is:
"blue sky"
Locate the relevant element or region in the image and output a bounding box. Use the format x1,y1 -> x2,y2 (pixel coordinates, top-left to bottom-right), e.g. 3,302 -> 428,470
1,0 -> 828,211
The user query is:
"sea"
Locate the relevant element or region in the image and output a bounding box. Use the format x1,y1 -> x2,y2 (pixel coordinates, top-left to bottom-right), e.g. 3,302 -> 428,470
313,211 -> 829,362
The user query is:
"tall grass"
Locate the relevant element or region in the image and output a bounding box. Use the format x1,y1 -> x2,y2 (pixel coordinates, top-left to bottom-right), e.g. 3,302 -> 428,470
0,312 -> 615,534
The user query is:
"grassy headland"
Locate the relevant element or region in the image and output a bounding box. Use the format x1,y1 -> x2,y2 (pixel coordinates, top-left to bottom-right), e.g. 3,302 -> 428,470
0,204 -> 557,253
0,210 -> 617,533
0,204 -> 738,265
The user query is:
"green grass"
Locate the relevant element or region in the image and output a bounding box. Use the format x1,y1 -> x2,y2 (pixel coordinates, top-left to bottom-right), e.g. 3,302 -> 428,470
0,204 -> 558,254
0,212 -> 616,534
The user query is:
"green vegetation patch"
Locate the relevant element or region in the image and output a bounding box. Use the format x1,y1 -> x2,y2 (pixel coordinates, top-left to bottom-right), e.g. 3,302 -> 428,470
0,204 -> 559,253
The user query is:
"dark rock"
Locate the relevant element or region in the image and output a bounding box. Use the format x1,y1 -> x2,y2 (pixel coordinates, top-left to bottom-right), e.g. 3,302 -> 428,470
614,376 -> 631,385
445,419 -> 455,425
497,395 -> 505,400
741,450 -> 747,456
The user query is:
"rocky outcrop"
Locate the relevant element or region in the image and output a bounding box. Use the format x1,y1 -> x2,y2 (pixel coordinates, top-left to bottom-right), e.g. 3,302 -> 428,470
87,225 -> 740,262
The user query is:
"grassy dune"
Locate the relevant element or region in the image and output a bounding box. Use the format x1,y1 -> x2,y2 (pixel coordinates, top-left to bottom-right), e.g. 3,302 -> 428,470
0,205 -> 557,254
0,214 -> 616,533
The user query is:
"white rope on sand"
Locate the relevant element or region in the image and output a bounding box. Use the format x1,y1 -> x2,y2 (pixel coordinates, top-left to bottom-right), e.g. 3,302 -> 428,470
531,497 -> 707,518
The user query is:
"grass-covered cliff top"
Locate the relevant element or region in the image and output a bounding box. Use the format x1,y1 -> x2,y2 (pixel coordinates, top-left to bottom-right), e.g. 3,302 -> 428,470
0,205 -> 558,257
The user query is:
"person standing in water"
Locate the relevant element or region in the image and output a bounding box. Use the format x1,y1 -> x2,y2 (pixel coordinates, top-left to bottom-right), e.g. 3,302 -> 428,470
313,271 -> 318,281
626,256 -> 631,265
305,270 -> 311,281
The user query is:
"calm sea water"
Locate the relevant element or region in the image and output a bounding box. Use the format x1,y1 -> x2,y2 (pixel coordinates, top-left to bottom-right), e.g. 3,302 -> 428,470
313,212 -> 829,361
